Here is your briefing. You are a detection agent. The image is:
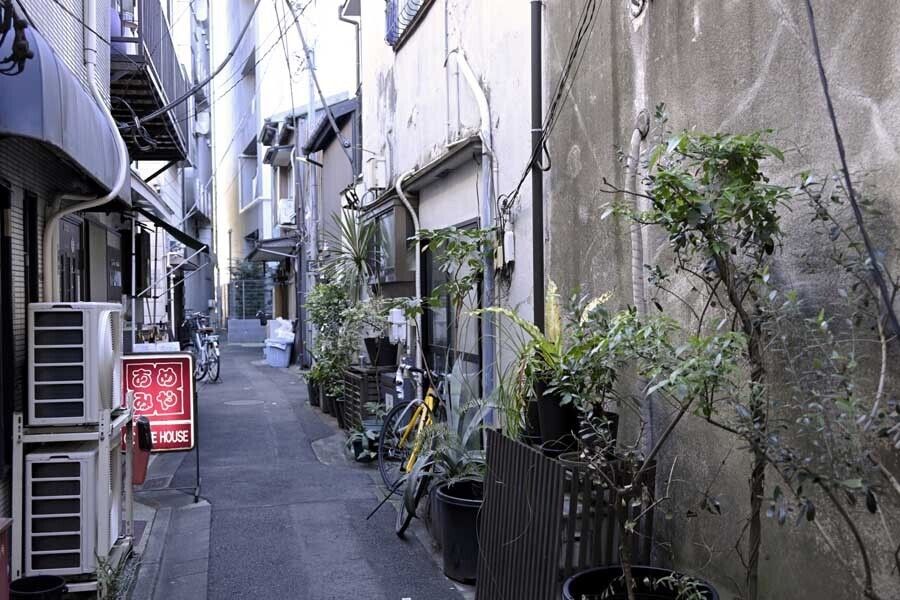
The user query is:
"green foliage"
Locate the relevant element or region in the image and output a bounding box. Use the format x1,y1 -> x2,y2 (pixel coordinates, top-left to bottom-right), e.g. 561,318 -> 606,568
320,210 -> 376,301
96,551 -> 130,600
414,226 -> 495,313
401,402 -> 490,515
646,130 -> 789,262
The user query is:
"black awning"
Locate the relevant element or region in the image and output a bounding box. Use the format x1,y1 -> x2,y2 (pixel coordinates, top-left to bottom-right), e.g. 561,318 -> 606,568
134,207 -> 210,254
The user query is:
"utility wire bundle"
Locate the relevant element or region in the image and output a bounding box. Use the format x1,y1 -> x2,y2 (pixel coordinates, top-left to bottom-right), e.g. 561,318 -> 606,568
497,0 -> 600,228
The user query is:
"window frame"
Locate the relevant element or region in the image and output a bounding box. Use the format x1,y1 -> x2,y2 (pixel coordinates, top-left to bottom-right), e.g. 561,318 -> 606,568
385,0 -> 436,51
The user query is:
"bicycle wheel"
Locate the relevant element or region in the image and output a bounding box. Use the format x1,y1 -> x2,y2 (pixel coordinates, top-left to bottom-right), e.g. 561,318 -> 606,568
206,348 -> 220,382
378,402 -> 416,492
184,343 -> 208,381
395,469 -> 429,537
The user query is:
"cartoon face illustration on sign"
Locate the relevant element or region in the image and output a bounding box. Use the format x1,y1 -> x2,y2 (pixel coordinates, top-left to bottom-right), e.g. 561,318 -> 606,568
131,368 -> 153,388
157,390 -> 179,412
133,392 -> 153,412
156,366 -> 178,387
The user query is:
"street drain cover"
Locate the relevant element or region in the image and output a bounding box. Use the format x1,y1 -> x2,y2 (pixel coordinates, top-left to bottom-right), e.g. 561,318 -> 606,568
224,400 -> 264,406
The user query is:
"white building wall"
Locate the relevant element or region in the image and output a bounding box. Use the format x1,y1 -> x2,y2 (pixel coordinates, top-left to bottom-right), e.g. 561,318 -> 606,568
359,0 -> 536,374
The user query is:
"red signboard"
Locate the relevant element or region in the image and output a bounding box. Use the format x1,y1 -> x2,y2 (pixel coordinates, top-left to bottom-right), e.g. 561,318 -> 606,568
121,353 -> 195,452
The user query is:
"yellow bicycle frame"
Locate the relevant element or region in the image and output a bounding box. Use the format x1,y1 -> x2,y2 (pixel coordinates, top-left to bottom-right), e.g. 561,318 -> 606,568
397,387 -> 439,473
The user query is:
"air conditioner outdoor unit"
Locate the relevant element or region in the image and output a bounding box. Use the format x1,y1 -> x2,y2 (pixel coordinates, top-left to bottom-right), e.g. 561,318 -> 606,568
278,199 -> 295,226
24,441 -> 123,577
25,443 -> 96,576
28,303 -> 123,426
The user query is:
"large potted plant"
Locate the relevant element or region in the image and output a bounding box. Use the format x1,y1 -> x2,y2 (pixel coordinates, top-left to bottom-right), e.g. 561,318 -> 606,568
560,308 -> 733,600
481,286 -> 616,455
403,407 -> 489,583
306,282 -> 351,417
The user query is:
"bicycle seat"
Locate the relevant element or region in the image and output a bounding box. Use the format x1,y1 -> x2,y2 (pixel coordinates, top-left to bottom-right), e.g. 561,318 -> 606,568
199,327 -> 215,333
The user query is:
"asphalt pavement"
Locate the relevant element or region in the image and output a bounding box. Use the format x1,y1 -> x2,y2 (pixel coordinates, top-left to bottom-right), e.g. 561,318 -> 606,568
134,345 -> 464,600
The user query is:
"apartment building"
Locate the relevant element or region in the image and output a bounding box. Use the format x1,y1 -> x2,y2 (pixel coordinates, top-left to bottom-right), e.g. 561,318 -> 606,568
208,0 -> 355,343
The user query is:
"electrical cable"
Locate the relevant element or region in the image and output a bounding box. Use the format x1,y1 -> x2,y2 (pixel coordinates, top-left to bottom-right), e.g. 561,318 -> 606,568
282,0 -> 354,166
803,0 -> 900,342
496,0 -> 599,229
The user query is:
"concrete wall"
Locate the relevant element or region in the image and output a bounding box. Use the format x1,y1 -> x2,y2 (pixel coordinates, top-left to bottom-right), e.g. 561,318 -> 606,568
545,1 -> 900,597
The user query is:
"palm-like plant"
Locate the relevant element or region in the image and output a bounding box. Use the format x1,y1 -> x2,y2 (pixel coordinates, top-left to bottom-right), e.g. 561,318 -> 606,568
320,210 -> 376,301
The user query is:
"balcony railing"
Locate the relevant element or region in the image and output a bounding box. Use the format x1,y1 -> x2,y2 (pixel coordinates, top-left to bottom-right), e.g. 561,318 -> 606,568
110,0 -> 189,159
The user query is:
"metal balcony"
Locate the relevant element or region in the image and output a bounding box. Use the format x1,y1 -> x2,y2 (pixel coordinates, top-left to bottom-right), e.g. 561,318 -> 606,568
110,0 -> 189,161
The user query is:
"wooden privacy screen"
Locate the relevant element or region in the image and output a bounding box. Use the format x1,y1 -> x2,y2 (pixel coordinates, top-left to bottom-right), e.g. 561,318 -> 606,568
476,431 -> 655,600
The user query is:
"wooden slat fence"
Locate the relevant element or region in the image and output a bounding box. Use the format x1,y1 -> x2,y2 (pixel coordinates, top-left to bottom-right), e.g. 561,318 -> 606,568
477,431 -> 656,600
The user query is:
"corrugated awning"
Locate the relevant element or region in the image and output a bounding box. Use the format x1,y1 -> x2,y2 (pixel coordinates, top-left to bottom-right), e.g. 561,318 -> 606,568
246,236 -> 300,262
0,28 -> 130,199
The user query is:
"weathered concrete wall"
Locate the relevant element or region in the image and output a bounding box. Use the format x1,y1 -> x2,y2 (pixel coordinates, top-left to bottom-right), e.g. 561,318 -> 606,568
546,1 -> 900,598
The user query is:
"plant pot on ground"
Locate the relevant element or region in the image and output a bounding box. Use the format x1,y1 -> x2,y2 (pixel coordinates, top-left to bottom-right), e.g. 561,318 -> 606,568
435,480 -> 483,583
306,379 -> 320,407
364,336 -> 398,367
334,398 -> 347,429
563,566 -> 719,600
346,423 -> 379,462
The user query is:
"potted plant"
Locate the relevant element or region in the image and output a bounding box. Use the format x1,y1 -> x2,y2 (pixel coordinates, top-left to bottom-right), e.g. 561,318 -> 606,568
342,297 -> 397,366
560,308 -> 733,600
345,420 -> 381,462
481,286 -> 616,455
403,406 -> 489,583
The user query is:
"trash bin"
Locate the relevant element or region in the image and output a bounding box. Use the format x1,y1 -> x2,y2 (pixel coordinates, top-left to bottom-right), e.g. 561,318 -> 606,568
264,339 -> 293,368
10,576 -> 66,600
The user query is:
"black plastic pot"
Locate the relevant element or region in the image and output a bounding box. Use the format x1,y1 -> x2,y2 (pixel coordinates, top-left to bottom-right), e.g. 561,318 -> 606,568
436,481 -> 483,583
558,450 -> 589,470
364,336 -> 399,366
307,380 -> 320,407
322,393 -> 334,416
334,398 -> 347,429
10,576 -> 67,600
537,387 -> 577,457
350,438 -> 376,462
563,566 -> 719,600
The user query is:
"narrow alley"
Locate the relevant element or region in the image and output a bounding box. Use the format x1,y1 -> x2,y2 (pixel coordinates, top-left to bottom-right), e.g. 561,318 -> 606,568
135,345 -> 465,600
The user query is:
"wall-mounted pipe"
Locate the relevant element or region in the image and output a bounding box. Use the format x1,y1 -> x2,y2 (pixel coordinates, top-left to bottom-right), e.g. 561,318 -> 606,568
42,0 -> 129,302
446,48 -> 497,401
626,111 -> 653,458
395,169 -> 422,374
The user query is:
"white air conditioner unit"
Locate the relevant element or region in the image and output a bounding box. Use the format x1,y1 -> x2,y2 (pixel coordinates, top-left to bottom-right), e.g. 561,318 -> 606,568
28,303 -> 123,426
25,444 -> 97,576
24,441 -> 123,577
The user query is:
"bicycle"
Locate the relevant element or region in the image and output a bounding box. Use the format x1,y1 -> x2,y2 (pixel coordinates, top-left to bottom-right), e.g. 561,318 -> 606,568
377,367 -> 446,536
182,312 -> 220,382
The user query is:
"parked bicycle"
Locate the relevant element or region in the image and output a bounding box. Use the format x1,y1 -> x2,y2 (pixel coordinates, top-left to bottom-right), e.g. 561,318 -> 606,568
182,312 -> 220,382
377,367 -> 446,536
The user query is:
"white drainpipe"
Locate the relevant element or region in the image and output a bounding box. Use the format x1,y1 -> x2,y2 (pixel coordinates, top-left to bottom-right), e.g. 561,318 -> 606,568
446,48 -> 497,401
42,0 -> 130,302
395,169 -> 422,374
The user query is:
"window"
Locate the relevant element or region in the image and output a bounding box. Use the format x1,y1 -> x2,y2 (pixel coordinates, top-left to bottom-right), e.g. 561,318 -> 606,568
385,0 -> 435,49
422,223 -> 482,405
238,155 -> 258,210
58,218 -> 83,302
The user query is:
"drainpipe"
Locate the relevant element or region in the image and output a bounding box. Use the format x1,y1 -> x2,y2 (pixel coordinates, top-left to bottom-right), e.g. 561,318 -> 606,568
42,0 -> 129,302
395,169 -> 422,374
446,49 -> 497,401
626,111 -> 653,456
530,0 -> 544,333
337,5 -> 361,176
